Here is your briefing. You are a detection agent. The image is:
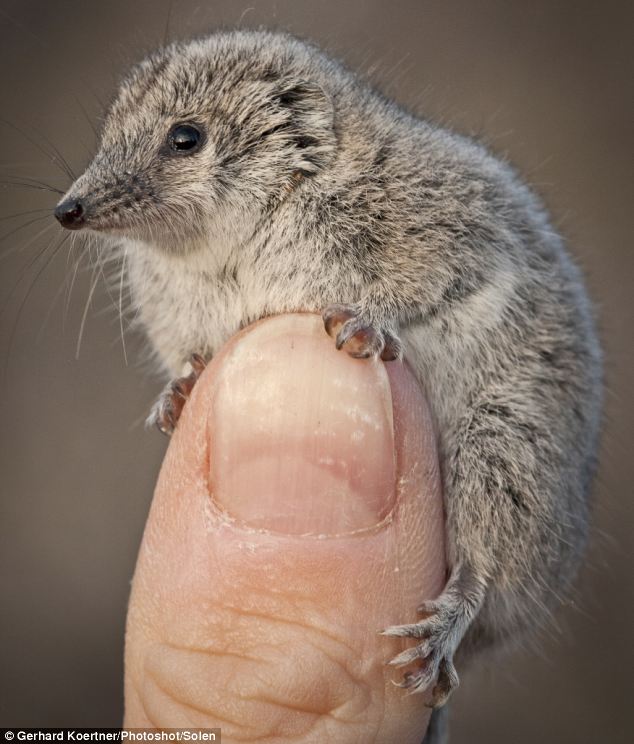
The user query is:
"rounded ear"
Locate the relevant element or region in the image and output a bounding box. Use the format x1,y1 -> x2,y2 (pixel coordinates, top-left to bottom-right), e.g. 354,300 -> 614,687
275,78 -> 336,175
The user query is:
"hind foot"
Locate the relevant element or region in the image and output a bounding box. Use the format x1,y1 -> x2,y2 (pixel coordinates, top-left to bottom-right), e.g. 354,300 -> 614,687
383,563 -> 485,708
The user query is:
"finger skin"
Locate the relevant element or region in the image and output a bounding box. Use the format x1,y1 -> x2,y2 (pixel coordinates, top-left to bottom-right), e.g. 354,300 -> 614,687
124,314 -> 446,743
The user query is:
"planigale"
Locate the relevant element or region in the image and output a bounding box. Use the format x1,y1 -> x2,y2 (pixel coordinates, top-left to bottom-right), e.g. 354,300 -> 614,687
54,30 -> 603,743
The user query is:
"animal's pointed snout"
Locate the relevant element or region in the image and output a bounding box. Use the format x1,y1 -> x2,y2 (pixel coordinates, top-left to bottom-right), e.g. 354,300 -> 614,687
54,197 -> 85,229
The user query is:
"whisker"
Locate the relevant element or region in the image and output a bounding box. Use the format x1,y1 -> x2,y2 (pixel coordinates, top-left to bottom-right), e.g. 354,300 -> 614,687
0,179 -> 64,195
63,237 -> 85,330
0,117 -> 75,182
3,233 -> 70,381
0,219 -> 56,263
38,128 -> 78,181
75,262 -> 101,359
0,213 -> 53,247
37,238 -> 83,344
0,171 -> 66,192
118,247 -> 129,365
0,207 -> 51,223
74,95 -> 100,143
0,7 -> 106,113
94,255 -> 122,316
0,225 -> 58,316
163,0 -> 175,47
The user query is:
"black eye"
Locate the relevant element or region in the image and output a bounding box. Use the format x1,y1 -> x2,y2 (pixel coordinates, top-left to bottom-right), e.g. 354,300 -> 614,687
167,123 -> 203,154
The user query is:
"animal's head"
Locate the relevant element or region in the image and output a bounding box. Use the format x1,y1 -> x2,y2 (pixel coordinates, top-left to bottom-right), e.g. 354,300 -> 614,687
55,31 -> 337,249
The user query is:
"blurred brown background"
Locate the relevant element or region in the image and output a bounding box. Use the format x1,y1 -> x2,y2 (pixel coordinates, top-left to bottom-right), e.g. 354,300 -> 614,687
0,0 -> 631,740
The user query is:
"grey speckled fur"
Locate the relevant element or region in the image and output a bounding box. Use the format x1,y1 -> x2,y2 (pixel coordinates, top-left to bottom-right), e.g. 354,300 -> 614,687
57,30 -> 602,741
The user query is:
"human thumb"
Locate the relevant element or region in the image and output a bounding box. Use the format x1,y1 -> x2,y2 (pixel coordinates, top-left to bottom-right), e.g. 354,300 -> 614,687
124,313 -> 446,743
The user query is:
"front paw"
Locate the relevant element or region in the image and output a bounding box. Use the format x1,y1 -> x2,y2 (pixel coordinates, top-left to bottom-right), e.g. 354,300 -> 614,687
146,353 -> 207,435
322,303 -> 402,361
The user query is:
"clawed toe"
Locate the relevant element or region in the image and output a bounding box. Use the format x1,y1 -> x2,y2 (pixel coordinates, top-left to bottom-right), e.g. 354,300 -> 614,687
322,303 -> 354,338
322,303 -> 402,360
388,640 -> 432,667
396,656 -> 458,708
380,331 -> 402,361
146,353 -> 208,436
336,317 -> 384,358
149,382 -> 187,435
430,658 -> 459,708
387,631 -> 459,706
396,664 -> 438,694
